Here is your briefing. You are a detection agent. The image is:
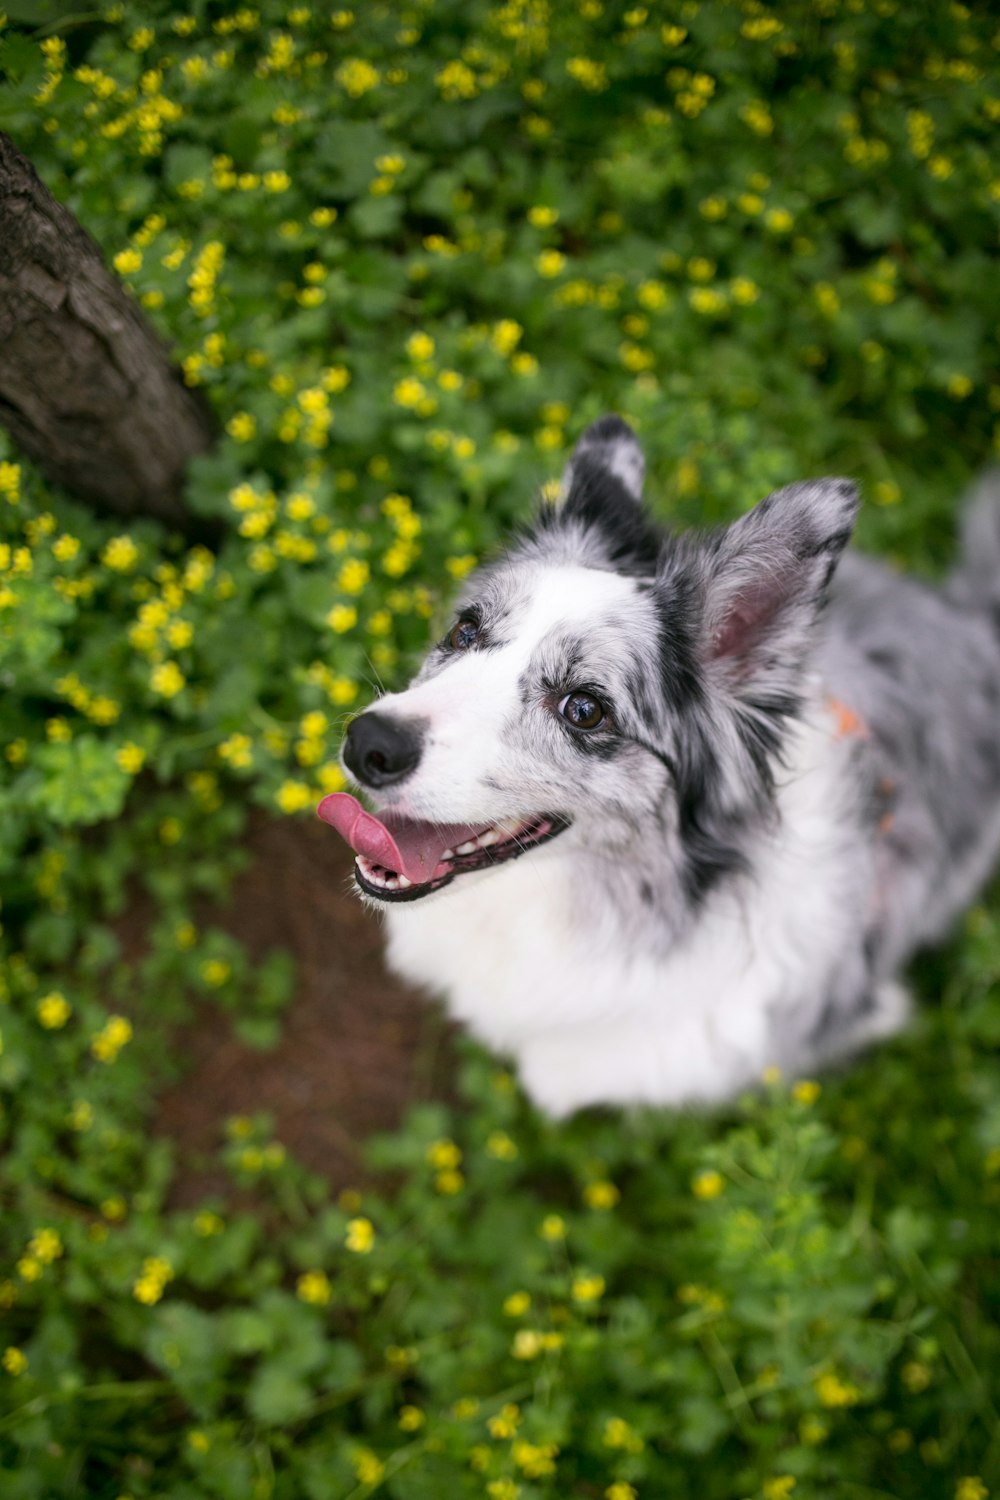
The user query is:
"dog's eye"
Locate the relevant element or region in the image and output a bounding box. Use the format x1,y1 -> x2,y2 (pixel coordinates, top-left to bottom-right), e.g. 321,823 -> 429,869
559,691 -> 605,730
448,616 -> 480,651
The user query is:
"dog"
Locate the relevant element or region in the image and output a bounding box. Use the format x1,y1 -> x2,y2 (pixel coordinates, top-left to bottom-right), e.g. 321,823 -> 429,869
319,416 -> 1000,1117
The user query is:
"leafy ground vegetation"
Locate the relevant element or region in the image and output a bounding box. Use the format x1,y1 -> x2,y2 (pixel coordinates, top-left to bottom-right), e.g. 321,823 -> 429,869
2,0 -> 1000,1496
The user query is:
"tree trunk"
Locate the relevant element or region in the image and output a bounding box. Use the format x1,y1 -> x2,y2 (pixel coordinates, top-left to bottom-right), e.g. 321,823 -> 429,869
0,131 -> 215,526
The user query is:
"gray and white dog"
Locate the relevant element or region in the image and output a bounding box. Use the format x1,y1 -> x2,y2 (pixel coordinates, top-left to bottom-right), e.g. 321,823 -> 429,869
320,417 -> 1000,1116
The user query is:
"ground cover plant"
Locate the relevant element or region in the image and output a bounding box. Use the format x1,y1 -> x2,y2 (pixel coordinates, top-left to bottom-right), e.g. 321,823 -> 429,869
1,0 -> 1000,1495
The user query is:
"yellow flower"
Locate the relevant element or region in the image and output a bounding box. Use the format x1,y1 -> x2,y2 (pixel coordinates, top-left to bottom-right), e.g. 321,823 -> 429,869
536,249 -> 566,278
956,1480 -> 989,1500
398,1405 -> 425,1431
529,205 -> 559,227
296,1270 -> 331,1305
731,276 -> 760,305
486,1130 -> 518,1160
427,1137 -> 462,1170
512,1439 -> 558,1477
692,1169 -> 725,1200
133,1256 -> 173,1305
264,170 -> 291,192
604,1417 -> 644,1453
29,1229 -> 63,1264
503,1291 -> 531,1317
201,959 -> 230,987
815,1371 -> 861,1407
606,1485 -> 637,1500
0,462 -> 21,500
37,992 -> 72,1029
102,535 -> 139,571
338,559 -> 370,594
584,1179 -> 620,1210
150,661 -> 185,698
194,1211 -> 224,1236
113,247 -> 142,276
406,332 -> 435,361
511,1328 -> 544,1360
345,1217 -> 375,1253
226,412 -> 257,442
276,780 -> 312,813
435,1168 -> 464,1194
539,1214 -> 566,1240
572,1273 -> 605,1302
394,376 -> 426,408
492,319 -> 522,355
792,1079 -> 821,1104
91,1015 -> 133,1063
488,1402 -> 521,1438
436,59 -> 478,99
566,56 -> 607,91
352,1448 -> 385,1484
3,1347 -> 28,1376
763,1479 -> 796,1500
487,1481 -> 520,1500
336,58 -> 380,96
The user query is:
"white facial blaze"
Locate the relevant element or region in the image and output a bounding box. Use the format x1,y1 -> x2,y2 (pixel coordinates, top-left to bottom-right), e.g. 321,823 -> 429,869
368,564 -> 645,824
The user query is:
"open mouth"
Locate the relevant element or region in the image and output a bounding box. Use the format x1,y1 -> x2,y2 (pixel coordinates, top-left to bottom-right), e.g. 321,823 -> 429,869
317,793 -> 570,903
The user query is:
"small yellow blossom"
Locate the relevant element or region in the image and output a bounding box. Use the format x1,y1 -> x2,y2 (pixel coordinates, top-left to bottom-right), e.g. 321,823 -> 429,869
91,1015 -> 133,1063
486,1130 -> 518,1160
584,1179 -> 620,1210
606,1484 -> 638,1500
540,1213 -> 566,1240
276,780 -> 312,814
297,1270 -> 331,1305
346,1217 -> 375,1253
150,661 -> 185,698
37,992 -> 72,1029
792,1079 -> 821,1104
406,332 -> 435,361
572,1273 -> 606,1302
956,1480 -> 989,1500
398,1405 -> 425,1431
103,535 -> 139,571
3,1347 -> 28,1376
763,1478 -> 796,1500
226,412 -> 257,442
692,1169 -> 725,1200
815,1371 -> 861,1407
503,1291 -> 531,1317
536,249 -> 566,278
133,1256 -> 173,1305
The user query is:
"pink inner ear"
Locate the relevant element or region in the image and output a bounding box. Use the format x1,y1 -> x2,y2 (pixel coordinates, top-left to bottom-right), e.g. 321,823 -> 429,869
710,576 -> 785,661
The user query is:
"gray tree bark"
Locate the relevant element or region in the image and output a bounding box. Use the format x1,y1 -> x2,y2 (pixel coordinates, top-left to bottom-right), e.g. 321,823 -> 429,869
0,131 -> 215,526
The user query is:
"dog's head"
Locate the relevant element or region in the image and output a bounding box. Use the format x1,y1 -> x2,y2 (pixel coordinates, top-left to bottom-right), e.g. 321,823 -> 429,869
321,416 -> 857,913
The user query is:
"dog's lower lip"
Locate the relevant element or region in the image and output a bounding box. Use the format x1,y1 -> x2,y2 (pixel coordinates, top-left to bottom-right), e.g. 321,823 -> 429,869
354,813 -> 570,903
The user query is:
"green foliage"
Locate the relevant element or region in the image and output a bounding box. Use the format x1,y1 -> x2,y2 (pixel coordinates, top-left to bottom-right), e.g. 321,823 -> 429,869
1,0 -> 999,1496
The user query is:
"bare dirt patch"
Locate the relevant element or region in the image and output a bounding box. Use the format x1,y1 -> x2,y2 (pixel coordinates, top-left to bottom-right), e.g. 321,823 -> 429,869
153,814 -> 457,1205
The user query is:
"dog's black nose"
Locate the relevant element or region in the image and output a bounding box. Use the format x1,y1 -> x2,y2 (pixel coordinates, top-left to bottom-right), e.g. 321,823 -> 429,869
343,712 -> 423,788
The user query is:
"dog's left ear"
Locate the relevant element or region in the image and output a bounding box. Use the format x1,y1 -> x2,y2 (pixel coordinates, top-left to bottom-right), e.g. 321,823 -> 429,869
547,415 -> 658,569
699,477 -> 858,678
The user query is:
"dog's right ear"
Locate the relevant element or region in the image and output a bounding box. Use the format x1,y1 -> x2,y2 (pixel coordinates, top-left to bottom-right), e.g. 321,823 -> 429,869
559,415 -> 645,507
540,416 -> 658,571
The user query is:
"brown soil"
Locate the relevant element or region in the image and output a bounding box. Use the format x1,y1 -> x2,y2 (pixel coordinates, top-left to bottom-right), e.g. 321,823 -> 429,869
154,815 -> 457,1206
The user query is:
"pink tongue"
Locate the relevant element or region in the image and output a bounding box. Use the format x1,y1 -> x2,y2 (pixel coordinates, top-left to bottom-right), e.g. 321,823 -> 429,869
316,792 -> 484,884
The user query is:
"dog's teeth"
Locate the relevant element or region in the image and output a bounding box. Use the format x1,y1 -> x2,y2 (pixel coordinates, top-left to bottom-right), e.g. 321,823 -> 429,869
441,847 -> 454,860
397,874 -> 412,888
456,840 -> 477,855
478,829 -> 499,847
